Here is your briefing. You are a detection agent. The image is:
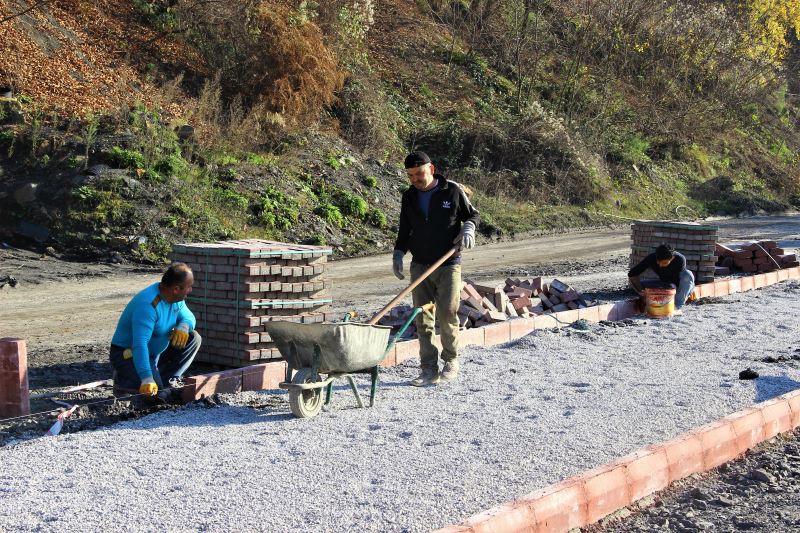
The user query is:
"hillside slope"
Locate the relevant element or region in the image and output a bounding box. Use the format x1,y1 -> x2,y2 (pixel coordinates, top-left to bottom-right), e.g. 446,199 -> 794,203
1,0 -> 798,261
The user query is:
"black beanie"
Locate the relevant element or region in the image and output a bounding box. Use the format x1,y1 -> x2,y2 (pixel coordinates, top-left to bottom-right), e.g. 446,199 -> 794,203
655,244 -> 674,260
404,151 -> 431,169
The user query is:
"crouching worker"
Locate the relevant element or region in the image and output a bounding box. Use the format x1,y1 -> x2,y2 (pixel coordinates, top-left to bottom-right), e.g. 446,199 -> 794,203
110,262 -> 201,405
628,244 -> 695,311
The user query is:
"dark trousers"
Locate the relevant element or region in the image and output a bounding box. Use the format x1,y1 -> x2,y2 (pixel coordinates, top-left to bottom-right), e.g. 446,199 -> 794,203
110,331 -> 201,391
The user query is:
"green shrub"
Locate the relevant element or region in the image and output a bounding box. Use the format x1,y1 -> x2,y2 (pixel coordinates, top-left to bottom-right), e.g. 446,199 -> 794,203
72,185 -> 101,203
107,146 -> 145,169
217,166 -> 239,182
161,214 -> 179,228
245,152 -> 278,166
314,203 -> 344,227
326,155 -> 342,170
335,190 -> 368,218
210,153 -> 239,166
609,133 -> 651,165
143,168 -> 163,182
362,175 -> 378,188
366,208 -> 388,228
213,187 -> 249,211
154,153 -> 189,178
256,186 -> 299,229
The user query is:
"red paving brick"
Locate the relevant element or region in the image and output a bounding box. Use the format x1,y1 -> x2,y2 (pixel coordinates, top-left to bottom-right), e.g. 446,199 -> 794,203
695,421 -> 739,469
582,464 -> 632,524
0,338 -> 29,418
618,449 -> 670,501
525,479 -> 587,533
724,408 -> 766,455
483,322 -> 511,345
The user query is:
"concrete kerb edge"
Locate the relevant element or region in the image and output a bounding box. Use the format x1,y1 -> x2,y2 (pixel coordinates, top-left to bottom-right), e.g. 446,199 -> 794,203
430,271 -> 800,533
434,389 -> 800,533
185,271 -> 799,400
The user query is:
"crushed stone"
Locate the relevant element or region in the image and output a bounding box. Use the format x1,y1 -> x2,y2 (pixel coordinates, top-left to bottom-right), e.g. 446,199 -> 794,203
2,282 -> 800,532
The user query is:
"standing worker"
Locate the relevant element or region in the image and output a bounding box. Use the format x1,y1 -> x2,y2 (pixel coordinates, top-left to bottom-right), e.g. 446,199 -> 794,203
628,244 -> 695,311
393,151 -> 480,386
110,262 -> 201,404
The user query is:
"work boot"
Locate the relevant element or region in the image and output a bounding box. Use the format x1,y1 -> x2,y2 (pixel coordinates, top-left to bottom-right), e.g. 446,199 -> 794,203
440,359 -> 460,382
410,368 -> 440,387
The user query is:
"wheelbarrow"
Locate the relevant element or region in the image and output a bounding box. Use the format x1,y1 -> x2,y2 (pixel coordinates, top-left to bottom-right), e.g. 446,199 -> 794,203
264,303 -> 434,418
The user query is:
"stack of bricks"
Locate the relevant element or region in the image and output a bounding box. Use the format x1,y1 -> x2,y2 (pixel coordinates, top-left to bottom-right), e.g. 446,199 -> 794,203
170,240 -> 335,367
716,240 -> 799,274
630,221 -> 719,284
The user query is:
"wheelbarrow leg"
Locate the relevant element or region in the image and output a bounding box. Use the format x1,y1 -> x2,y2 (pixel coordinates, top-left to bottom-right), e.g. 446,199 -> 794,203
369,367 -> 378,407
325,381 -> 334,405
346,375 -> 364,408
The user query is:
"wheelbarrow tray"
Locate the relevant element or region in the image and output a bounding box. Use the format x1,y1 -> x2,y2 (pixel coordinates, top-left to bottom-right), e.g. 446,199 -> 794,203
263,322 -> 392,374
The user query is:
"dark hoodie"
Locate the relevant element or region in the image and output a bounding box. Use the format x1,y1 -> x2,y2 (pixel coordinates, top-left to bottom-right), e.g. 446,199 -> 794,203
394,175 -> 480,265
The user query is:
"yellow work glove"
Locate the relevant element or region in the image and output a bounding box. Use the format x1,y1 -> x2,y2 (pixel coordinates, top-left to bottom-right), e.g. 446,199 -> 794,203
139,377 -> 158,396
170,323 -> 190,349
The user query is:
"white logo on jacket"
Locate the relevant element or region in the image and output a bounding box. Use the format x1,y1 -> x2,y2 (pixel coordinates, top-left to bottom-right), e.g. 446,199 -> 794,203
442,200 -> 451,208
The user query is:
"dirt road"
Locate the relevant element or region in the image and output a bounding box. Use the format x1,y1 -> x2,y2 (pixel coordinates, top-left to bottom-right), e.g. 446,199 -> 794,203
2,216 -> 800,359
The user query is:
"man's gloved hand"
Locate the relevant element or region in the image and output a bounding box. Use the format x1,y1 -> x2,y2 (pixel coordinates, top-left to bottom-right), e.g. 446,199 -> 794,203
139,377 -> 158,396
170,323 -> 190,349
454,221 -> 476,250
392,250 -> 405,280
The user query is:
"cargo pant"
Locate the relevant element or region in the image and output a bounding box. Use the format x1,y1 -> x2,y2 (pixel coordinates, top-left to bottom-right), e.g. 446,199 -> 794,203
110,331 -> 202,392
410,262 -> 461,372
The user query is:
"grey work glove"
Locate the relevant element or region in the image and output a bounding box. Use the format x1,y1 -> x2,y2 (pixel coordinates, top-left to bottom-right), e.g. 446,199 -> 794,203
455,221 -> 476,250
392,250 -> 405,280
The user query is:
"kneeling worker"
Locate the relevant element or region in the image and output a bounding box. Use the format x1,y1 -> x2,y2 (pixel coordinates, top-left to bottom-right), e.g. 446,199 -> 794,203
393,151 -> 480,386
628,244 -> 695,310
110,262 -> 201,403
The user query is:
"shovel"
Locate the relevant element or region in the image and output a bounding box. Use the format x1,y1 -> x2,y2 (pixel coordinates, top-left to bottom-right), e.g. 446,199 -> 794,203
368,246 -> 459,325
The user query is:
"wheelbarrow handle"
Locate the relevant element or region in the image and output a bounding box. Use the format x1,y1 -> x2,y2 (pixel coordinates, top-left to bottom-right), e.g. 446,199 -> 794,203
368,247 -> 458,325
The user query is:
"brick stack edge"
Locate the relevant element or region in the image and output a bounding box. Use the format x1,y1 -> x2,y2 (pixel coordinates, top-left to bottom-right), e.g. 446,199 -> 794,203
170,240 -> 335,368
630,221 -> 719,284
0,338 -> 30,418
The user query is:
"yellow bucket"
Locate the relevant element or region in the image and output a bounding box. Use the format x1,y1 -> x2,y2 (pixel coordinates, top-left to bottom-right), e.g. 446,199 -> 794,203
643,287 -> 676,318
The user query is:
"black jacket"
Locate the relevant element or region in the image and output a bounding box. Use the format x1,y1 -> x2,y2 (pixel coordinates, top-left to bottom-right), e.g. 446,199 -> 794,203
394,175 -> 480,265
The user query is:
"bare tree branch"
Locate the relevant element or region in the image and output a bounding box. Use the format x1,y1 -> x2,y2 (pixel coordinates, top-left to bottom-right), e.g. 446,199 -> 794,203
1,0 -> 53,24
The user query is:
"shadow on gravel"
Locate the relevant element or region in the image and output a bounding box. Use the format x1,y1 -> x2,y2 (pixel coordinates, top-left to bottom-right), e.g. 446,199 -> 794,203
29,360 -> 111,388
755,375 -> 800,402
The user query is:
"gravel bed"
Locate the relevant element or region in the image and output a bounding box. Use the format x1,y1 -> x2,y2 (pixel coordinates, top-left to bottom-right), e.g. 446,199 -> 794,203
2,283 -> 800,532
597,428 -> 800,532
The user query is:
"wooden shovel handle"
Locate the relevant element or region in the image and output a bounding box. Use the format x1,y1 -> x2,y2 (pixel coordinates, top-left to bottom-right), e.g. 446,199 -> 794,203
368,247 -> 458,325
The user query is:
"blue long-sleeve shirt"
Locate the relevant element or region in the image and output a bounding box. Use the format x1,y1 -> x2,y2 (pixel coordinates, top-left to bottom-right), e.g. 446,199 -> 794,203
111,282 -> 196,379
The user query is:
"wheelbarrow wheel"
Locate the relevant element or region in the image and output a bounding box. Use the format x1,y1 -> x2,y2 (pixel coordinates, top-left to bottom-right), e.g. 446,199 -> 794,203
288,367 -> 323,418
